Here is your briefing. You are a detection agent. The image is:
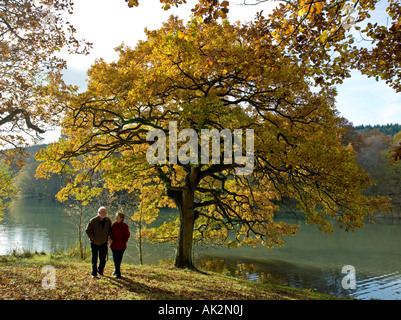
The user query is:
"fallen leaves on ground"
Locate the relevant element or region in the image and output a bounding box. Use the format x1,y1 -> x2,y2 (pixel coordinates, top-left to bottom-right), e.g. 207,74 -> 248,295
0,255 -> 334,300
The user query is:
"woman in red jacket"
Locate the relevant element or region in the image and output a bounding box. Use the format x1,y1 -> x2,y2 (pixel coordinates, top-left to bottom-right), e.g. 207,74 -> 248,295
110,212 -> 130,279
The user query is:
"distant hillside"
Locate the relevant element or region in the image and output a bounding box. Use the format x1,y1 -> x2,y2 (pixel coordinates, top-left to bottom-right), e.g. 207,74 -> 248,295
355,123 -> 401,136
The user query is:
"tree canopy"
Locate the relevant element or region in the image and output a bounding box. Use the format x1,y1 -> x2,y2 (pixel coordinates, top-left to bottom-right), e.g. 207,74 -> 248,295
36,15 -> 389,268
389,142 -> 401,163
128,0 -> 401,92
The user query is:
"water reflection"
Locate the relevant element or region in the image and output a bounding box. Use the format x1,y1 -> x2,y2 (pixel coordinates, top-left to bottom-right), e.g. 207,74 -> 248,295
196,254 -> 401,300
0,198 -> 74,254
356,272 -> 401,300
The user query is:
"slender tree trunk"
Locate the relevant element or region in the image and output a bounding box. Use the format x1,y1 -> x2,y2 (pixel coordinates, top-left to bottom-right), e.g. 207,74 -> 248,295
79,203 -> 83,260
138,192 -> 143,265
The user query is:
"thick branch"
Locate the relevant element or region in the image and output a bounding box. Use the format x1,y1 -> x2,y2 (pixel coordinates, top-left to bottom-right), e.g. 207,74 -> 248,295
0,108 -> 45,133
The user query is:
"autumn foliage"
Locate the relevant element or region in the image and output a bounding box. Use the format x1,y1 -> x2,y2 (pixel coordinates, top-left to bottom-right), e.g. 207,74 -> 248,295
129,0 -> 401,91
0,1 -> 90,216
36,13 -> 389,268
0,0 -> 90,157
0,0 -> 397,270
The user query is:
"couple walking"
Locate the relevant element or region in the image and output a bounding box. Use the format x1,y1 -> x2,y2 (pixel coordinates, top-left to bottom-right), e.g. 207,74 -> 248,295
85,206 -> 130,279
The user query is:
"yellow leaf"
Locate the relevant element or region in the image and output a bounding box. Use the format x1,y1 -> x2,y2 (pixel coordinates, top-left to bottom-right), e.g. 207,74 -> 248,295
319,30 -> 329,42
126,0 -> 139,8
298,7 -> 308,16
285,24 -> 295,35
314,1 -> 324,14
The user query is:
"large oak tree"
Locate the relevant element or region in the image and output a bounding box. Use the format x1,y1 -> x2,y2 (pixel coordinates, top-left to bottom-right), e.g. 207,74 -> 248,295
37,16 -> 388,268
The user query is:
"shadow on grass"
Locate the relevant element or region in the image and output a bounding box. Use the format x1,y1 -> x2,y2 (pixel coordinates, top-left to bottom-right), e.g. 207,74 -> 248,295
104,275 -> 183,299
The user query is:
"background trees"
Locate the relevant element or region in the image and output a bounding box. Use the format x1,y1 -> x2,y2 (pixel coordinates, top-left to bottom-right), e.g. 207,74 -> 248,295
389,131 -> 401,163
0,163 -> 16,221
353,130 -> 401,208
36,16 -> 388,268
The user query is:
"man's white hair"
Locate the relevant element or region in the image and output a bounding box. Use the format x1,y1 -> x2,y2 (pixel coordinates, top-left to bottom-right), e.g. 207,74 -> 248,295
98,206 -> 107,213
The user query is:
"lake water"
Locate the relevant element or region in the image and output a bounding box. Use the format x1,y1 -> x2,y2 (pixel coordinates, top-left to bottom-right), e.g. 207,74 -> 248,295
1,198 -> 401,300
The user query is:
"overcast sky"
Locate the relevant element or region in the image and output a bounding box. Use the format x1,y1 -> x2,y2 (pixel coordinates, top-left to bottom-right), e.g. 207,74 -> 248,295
60,0 -> 401,127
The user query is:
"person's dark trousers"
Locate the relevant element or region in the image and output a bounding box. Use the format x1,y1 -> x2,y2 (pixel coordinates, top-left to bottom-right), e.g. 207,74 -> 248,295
90,242 -> 108,277
111,248 -> 125,278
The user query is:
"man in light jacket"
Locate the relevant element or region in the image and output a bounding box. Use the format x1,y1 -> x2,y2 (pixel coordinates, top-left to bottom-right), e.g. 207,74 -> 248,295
85,206 -> 112,278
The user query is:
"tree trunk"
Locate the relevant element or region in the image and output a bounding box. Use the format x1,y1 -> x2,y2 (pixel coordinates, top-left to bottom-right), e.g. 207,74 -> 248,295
175,211 -> 194,268
174,189 -> 196,269
79,203 -> 83,260
138,194 -> 143,265
163,167 -> 200,269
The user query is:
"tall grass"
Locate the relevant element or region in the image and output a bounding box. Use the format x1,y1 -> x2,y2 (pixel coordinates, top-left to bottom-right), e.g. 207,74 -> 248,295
2,241 -> 91,261
66,240 -> 91,260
